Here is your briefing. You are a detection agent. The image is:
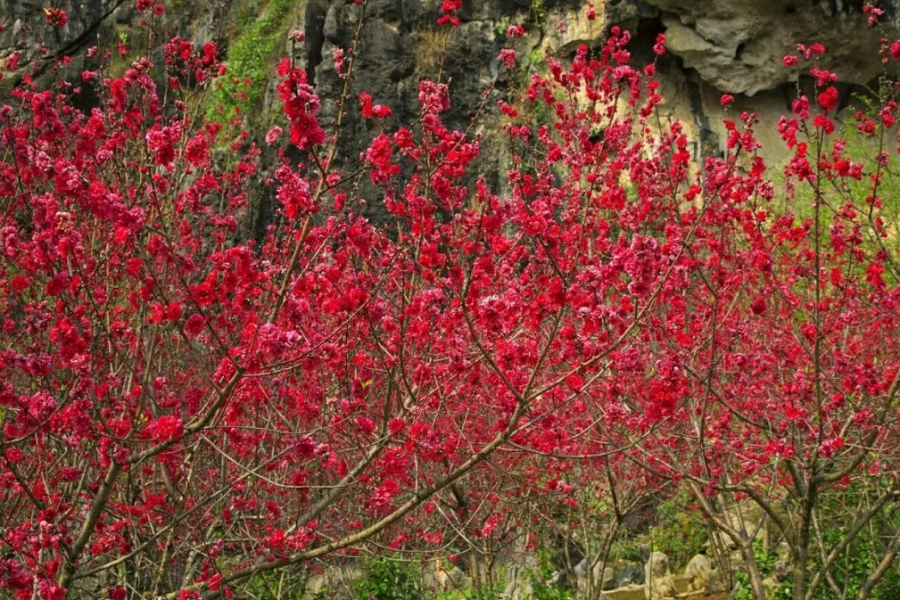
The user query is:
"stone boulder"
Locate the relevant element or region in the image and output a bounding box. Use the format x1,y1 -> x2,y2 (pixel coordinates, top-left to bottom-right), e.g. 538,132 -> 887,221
644,0 -> 899,95
574,558 -> 616,591
613,564 -> 645,588
707,568 -> 731,594
643,551 -> 676,600
684,553 -> 712,593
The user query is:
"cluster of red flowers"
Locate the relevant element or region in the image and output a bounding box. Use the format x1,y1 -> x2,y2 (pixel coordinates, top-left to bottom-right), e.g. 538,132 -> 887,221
0,2 -> 899,600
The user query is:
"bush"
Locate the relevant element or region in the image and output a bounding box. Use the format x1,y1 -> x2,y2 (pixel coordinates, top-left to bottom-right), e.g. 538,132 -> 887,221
354,557 -> 422,600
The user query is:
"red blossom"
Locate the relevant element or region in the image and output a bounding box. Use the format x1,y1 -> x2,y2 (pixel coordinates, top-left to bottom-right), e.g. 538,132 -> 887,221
146,416 -> 184,442
44,7 -> 67,27
653,33 -> 666,56
0,23 -> 896,600
506,24 -> 526,38
817,86 -> 839,112
864,3 -> 884,26
498,48 -> 517,69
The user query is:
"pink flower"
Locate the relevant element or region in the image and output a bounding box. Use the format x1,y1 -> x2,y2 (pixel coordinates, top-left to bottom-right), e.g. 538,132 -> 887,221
184,134 -> 209,167
506,24 -> 526,38
423,531 -> 443,544
359,92 -> 373,118
750,296 -> 767,315
333,48 -> 345,75
653,33 -> 666,56
864,3 -> 884,26
891,40 -> 900,62
165,302 -> 182,322
498,48 -> 516,69
5,52 -> 20,72
45,272 -> 70,296
799,42 -> 825,60
108,587 -> 127,600
356,416 -> 376,435
265,126 -> 283,144
819,437 -> 844,458
365,134 -> 399,183
372,104 -> 392,118
565,373 -> 584,392
481,514 -> 499,537
437,2 -> 462,28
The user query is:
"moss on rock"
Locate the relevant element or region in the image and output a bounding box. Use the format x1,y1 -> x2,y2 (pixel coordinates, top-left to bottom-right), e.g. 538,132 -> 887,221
208,0 -> 303,124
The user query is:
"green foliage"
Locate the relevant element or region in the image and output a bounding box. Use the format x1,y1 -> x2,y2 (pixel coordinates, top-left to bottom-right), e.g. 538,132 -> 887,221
731,571 -> 754,600
769,85 -> 900,290
493,16 -> 513,38
528,576 -> 571,600
733,540 -> 793,600
354,556 -> 422,600
608,538 -> 643,564
809,487 -> 900,600
874,569 -> 900,600
524,550 -> 571,600
246,569 -> 308,600
208,0 -> 299,123
435,591 -> 467,600
729,489 -> 900,600
435,587 -> 502,600
647,491 -> 706,571
527,0 -> 547,28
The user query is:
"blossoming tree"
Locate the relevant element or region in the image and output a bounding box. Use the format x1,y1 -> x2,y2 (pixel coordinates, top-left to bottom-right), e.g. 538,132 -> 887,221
2,2 -> 900,600
0,2 -> 699,598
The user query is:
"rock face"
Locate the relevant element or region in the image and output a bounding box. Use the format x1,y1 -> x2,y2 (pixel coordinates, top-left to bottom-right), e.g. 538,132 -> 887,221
649,0 -> 892,95
312,0 -> 900,180
4,1 -> 896,117
0,0 -> 229,88
684,553 -> 712,593
3,0 -> 899,214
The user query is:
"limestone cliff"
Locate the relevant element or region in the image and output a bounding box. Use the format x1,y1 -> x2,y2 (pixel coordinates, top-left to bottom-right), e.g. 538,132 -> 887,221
2,0 -> 897,212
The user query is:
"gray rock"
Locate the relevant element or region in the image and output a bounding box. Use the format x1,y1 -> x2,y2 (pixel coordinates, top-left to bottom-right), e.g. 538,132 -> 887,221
614,564 -> 645,587
644,0 -> 898,95
644,551 -> 676,600
575,558 -> 616,590
684,553 -> 712,593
